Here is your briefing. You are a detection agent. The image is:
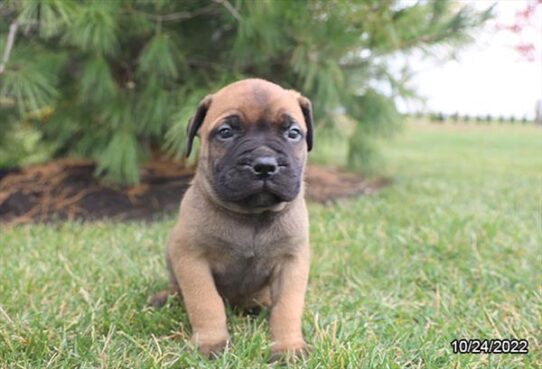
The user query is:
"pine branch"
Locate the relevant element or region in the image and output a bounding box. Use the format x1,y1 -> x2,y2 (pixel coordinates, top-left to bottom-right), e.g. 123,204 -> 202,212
213,0 -> 241,21
396,32 -> 450,52
339,60 -> 370,70
0,20 -> 18,75
140,3 -> 218,22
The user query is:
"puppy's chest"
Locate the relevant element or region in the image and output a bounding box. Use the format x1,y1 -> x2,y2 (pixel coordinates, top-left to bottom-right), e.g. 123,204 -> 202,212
202,214 -> 295,258
211,253 -> 273,302
201,221 -> 294,299
204,226 -> 291,270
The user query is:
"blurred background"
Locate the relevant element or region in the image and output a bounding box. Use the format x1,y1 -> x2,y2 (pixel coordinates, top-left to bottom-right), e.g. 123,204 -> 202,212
0,0 -> 540,222
402,0 -> 541,120
1,2 -> 541,366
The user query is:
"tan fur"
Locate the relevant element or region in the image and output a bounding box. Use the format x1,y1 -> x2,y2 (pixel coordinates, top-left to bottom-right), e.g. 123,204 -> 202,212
149,79 -> 311,359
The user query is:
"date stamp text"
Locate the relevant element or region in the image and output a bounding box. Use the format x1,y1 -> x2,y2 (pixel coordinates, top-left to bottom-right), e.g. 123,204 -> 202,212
451,339 -> 529,354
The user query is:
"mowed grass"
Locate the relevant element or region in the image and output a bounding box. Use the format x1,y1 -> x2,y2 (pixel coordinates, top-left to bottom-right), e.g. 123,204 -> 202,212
1,124 -> 541,368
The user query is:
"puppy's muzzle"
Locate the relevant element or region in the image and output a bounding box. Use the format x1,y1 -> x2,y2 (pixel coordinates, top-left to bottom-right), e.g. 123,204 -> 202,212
213,143 -> 300,208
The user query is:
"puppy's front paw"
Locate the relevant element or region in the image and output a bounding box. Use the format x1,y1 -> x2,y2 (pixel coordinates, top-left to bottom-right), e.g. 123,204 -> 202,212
191,332 -> 230,358
269,340 -> 310,363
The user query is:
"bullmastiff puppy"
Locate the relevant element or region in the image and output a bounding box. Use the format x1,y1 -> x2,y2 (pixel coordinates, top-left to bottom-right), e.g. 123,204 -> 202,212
149,78 -> 313,360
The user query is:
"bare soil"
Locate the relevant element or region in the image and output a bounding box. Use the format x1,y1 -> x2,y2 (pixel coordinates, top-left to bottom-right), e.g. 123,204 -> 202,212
0,159 -> 389,225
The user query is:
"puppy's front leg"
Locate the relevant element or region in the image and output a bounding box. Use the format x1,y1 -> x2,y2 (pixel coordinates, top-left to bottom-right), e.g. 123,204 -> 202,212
269,249 -> 310,359
171,253 -> 229,356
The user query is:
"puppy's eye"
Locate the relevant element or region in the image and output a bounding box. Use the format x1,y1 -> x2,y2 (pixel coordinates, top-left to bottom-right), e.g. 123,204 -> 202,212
217,125 -> 234,140
286,127 -> 302,142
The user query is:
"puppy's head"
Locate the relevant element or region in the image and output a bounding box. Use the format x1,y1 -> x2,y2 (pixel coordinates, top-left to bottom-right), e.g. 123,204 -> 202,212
186,79 -> 313,212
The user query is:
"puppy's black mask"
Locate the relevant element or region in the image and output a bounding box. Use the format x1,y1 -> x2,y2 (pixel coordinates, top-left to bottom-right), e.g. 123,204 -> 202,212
210,119 -> 304,209
185,91 -> 313,210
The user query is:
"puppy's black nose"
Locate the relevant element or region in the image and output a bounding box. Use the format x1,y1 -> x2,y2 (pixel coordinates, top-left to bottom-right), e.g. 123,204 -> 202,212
251,156 -> 278,178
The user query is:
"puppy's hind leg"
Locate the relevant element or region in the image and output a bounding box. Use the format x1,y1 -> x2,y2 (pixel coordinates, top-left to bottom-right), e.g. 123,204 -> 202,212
147,281 -> 179,308
147,254 -> 180,308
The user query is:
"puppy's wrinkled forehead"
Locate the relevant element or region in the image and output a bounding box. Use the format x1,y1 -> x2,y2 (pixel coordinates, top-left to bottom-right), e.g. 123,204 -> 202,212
202,79 -> 306,132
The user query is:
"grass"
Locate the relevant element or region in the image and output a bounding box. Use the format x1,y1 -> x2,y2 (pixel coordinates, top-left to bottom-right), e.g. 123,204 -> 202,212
1,123 -> 541,368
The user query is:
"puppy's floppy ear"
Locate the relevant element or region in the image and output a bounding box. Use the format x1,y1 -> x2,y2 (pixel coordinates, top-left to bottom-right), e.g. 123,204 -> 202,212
185,95 -> 212,158
297,95 -> 314,152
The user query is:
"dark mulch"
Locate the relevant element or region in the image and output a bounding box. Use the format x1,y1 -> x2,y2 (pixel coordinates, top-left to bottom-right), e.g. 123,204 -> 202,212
0,159 -> 389,225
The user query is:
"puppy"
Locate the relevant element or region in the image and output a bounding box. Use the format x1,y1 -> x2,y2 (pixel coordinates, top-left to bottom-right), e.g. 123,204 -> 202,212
150,79 -> 313,359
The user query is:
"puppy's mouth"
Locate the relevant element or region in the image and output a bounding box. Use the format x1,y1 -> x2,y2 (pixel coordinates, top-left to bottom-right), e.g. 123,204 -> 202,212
239,190 -> 282,208
232,179 -> 290,207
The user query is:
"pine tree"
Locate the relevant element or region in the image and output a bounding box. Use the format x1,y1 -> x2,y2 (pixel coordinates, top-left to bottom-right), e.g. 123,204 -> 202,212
0,0 -> 493,184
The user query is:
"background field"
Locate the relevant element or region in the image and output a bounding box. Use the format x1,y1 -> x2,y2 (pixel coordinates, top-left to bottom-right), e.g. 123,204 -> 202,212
1,124 -> 541,368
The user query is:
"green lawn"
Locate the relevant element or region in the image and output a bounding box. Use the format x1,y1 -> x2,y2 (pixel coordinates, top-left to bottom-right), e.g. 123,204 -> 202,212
1,124 -> 541,368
